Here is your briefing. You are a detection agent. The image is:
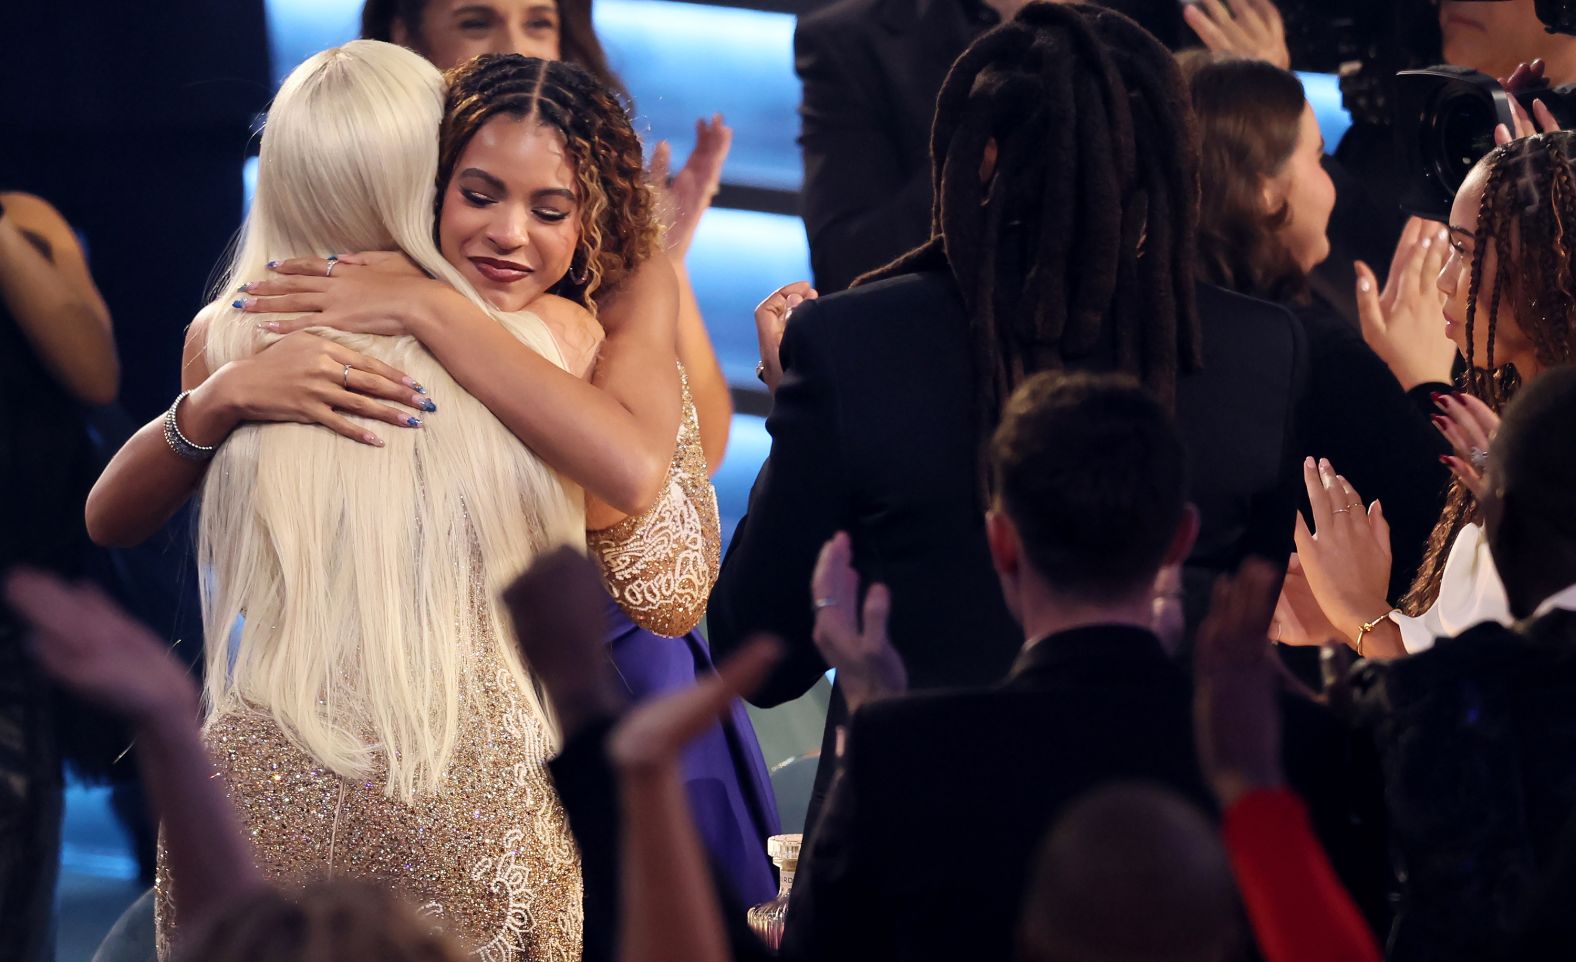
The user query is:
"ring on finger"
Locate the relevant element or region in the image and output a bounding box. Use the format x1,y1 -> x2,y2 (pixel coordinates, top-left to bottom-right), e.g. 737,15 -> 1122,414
1332,507 -> 1351,515
342,363 -> 353,389
1470,447 -> 1488,471
813,597 -> 837,611
325,254 -> 339,278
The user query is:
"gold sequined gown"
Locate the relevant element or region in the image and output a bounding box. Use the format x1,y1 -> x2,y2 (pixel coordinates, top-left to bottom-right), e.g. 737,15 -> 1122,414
156,615 -> 582,961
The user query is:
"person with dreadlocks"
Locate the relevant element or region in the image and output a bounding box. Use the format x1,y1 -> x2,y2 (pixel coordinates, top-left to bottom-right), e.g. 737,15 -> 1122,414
712,1 -> 1306,827
1288,130 -> 1576,661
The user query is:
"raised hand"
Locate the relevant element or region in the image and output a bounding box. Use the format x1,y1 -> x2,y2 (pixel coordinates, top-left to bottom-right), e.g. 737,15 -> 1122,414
1290,458 -> 1393,644
753,280 -> 816,393
651,115 -> 733,260
810,532 -> 907,714
4,568 -> 196,726
1193,558 -> 1285,807
1182,0 -> 1290,69
1354,217 -> 1455,391
1431,392 -> 1500,501
1495,60 -> 1563,146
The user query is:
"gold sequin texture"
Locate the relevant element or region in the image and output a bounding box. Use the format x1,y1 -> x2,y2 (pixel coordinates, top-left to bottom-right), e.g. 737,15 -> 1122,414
588,365 -> 721,638
155,608 -> 582,960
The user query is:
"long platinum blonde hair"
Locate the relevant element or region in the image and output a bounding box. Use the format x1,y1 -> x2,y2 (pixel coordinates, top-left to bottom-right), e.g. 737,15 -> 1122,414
196,40 -> 584,802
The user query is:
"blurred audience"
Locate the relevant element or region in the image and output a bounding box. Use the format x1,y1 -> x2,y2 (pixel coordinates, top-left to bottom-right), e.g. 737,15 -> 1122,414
0,190 -> 118,962
1348,366 -> 1576,961
715,3 -> 1304,827
1182,55 -> 1452,601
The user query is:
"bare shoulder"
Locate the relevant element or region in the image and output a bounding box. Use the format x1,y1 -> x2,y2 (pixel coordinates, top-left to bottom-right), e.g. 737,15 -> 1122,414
530,294 -> 604,378
180,303 -> 227,387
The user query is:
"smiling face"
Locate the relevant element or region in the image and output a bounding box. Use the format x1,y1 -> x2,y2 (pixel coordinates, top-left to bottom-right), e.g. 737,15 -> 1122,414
397,0 -> 562,69
437,115 -> 580,312
1437,158 -> 1536,371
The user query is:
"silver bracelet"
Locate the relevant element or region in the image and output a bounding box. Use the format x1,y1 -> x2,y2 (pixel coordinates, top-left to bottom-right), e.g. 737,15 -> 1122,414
163,390 -> 218,462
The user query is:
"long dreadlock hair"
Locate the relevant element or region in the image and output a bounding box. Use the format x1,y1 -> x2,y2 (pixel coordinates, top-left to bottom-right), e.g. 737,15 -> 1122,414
858,2 -> 1203,498
1403,131 -> 1576,614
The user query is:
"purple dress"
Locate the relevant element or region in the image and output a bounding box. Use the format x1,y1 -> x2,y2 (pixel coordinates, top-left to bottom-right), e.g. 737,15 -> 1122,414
588,370 -> 779,906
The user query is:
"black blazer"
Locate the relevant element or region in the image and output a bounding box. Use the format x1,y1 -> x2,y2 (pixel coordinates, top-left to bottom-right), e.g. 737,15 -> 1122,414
794,0 -> 996,292
709,271 -> 1306,710
777,625 -> 1215,962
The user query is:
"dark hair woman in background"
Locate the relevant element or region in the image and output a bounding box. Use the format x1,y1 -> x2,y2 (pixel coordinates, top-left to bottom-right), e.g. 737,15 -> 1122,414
1182,54 -> 1452,611
362,0 -> 737,471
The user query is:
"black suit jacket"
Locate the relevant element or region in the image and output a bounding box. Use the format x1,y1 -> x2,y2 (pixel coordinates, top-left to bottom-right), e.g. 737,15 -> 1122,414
794,0 -> 995,292
710,271 -> 1305,711
777,625 -> 1215,962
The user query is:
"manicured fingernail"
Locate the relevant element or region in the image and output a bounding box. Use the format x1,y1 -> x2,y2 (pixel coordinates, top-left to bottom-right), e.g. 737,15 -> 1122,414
1431,415 -> 1448,429
407,380 -> 426,393
237,282 -> 251,293
1430,391 -> 1446,404
266,260 -> 279,269
1421,237 -> 1432,250
1305,456 -> 1315,468
366,433 -> 383,447
419,398 -> 437,413
1358,279 -> 1372,293
261,321 -> 281,333
1440,455 -> 1454,466
405,416 -> 423,428
232,298 -> 251,309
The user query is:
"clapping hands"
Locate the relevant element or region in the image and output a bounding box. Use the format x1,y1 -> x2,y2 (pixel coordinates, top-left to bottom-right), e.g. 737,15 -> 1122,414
811,532 -> 908,714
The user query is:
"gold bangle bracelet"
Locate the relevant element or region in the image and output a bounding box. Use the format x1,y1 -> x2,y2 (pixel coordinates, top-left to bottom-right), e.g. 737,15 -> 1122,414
1354,609 -> 1398,657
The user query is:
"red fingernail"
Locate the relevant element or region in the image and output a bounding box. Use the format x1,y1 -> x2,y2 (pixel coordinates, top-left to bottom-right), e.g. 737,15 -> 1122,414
1430,391 -> 1446,404
1432,415 -> 1448,429
1440,455 -> 1454,466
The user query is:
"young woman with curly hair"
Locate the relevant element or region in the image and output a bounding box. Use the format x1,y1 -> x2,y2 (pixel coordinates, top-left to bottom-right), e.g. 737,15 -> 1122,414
361,0 -> 737,471
231,53 -> 780,914
1286,131 -> 1576,659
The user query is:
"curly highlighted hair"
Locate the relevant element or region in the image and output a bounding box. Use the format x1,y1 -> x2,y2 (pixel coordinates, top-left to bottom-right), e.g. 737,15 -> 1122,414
1405,131 -> 1576,614
437,54 -> 661,309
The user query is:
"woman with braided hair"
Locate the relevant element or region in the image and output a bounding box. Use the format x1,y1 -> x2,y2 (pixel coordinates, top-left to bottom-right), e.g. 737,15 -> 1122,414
1289,131 -> 1576,659
713,1 -> 1305,824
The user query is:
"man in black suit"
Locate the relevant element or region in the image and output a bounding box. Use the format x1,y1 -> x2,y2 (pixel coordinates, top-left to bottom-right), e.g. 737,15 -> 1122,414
711,4 -> 1304,813
777,371 -> 1215,962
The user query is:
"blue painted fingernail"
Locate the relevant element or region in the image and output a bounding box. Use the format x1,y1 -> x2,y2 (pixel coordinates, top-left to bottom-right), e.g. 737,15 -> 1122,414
412,382 -> 426,394
419,398 -> 437,413
266,260 -> 279,269
406,416 -> 423,428
237,282 -> 250,293
232,298 -> 248,309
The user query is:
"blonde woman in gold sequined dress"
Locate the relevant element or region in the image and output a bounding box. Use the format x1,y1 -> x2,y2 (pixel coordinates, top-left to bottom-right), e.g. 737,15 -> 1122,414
85,42 -> 745,959
233,52 -> 780,911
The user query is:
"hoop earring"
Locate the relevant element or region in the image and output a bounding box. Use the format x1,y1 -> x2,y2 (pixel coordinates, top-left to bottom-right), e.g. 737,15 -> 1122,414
570,262 -> 589,286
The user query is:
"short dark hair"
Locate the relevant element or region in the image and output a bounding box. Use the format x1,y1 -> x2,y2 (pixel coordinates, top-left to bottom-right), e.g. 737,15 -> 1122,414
990,371 -> 1187,599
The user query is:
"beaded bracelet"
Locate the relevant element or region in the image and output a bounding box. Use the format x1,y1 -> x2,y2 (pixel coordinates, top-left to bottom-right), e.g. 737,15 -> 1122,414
163,390 -> 218,462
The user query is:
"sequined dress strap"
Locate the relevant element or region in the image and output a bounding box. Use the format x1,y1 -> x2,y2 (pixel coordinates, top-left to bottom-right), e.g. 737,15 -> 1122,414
586,366 -> 720,637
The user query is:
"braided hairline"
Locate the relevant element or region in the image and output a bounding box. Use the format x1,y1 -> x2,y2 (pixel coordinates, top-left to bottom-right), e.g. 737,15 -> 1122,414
437,55 -> 660,314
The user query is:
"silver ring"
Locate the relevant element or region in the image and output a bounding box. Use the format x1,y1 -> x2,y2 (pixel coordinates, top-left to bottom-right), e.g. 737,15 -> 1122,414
1332,507 -> 1351,515
1470,447 -> 1488,471
342,363 -> 352,389
812,598 -> 837,611
325,255 -> 338,277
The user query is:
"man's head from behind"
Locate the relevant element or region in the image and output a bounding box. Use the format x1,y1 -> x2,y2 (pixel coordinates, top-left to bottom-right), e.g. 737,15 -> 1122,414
1482,365 -> 1576,619
987,371 -> 1196,620
1017,782 -> 1243,962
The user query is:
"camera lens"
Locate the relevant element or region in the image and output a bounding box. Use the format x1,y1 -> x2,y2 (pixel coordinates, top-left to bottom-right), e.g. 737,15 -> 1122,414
1427,87 -> 1498,196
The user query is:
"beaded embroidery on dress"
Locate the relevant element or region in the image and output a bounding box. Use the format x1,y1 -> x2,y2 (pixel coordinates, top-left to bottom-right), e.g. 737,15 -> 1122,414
587,365 -> 721,637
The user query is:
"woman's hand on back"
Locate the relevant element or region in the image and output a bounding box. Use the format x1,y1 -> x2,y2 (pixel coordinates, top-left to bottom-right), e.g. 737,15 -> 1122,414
234,251 -> 438,338
1354,217 -> 1456,391
204,329 -> 430,447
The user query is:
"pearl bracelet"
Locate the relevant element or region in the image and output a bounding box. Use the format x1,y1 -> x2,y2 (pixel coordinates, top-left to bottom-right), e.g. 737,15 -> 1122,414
163,390 -> 218,462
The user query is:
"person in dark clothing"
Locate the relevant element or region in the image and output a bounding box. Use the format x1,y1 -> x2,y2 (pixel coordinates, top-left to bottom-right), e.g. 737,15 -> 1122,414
714,4 -> 1305,822
0,191 -> 119,962
775,372 -> 1215,962
1182,56 -> 1453,606
1348,366 -> 1576,962
793,0 -> 998,292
